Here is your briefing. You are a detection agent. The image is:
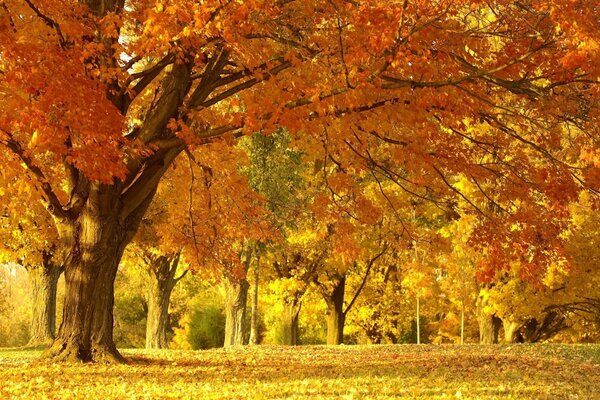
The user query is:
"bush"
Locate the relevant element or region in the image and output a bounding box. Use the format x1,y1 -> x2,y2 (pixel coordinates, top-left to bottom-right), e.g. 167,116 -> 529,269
187,304 -> 226,349
171,288 -> 227,350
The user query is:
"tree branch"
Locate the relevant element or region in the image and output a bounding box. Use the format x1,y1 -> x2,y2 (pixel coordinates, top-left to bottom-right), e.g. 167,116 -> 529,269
119,146 -> 183,221
0,128 -> 68,220
23,0 -> 69,49
344,245 -> 388,316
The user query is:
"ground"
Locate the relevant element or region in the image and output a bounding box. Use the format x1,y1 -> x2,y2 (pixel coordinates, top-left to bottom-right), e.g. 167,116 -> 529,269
0,344 -> 598,399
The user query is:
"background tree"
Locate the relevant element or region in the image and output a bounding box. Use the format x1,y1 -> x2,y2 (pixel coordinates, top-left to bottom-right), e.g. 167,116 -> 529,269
0,168 -> 63,346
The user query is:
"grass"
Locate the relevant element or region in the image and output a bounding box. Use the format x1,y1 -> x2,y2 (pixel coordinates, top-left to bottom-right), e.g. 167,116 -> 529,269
1,344 -> 599,399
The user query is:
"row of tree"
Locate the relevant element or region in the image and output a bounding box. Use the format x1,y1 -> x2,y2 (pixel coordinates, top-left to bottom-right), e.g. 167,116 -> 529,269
2,131 -> 598,349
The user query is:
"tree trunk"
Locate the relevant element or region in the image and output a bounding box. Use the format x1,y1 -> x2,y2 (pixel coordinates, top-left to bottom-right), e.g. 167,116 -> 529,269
248,258 -> 260,345
28,261 -> 62,346
416,293 -> 421,344
476,287 -> 501,344
145,253 -> 183,349
324,275 -> 346,345
44,184 -> 155,363
282,298 -> 301,345
502,318 -> 520,343
478,314 -> 502,344
223,277 -> 249,346
46,244 -> 124,362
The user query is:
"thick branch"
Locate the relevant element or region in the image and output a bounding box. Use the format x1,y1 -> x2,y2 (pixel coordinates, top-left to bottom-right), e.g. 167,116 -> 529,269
120,54 -> 176,112
119,146 -> 183,221
134,63 -> 192,144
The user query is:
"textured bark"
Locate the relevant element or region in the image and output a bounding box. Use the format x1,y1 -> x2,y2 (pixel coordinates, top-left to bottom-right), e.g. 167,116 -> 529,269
46,244 -> 123,362
28,260 -> 62,346
478,313 -> 502,344
223,277 -> 249,346
145,253 -> 183,349
282,299 -> 301,345
248,259 -> 260,345
324,275 -> 346,345
44,184 -> 155,363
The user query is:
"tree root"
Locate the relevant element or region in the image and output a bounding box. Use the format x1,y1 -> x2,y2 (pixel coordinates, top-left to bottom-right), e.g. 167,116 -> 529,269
41,338 -> 126,364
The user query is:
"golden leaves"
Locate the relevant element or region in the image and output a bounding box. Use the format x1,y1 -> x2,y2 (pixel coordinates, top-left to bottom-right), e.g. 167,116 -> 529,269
1,345 -> 599,399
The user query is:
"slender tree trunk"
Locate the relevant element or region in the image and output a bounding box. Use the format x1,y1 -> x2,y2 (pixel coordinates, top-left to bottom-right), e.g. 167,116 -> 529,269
460,298 -> 465,345
362,311 -> 383,344
223,277 -> 249,346
416,294 -> 421,344
460,263 -> 466,345
282,298 -> 301,345
28,261 -> 62,346
248,257 -> 260,345
324,275 -> 346,345
145,253 -> 183,349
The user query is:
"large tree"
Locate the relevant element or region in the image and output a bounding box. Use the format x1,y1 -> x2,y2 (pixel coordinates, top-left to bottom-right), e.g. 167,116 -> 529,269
1,0 -> 598,362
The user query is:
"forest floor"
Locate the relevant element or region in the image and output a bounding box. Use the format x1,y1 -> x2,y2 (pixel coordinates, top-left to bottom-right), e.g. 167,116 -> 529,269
0,344 -> 598,399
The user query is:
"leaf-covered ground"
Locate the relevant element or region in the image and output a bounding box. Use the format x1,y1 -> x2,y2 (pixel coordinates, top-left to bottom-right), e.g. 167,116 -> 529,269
1,344 -> 598,399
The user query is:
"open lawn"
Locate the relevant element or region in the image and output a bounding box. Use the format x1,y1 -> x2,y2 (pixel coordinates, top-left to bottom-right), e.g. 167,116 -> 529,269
1,345 -> 598,399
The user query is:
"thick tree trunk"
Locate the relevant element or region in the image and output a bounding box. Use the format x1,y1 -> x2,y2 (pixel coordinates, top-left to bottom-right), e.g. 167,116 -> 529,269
478,314 -> 502,344
476,287 -> 501,344
324,275 -> 346,345
223,277 -> 249,346
145,253 -> 182,349
28,261 -> 62,346
282,299 -> 301,345
46,245 -> 124,362
502,318 -> 521,343
248,259 -> 260,345
145,285 -> 171,349
44,184 -> 155,363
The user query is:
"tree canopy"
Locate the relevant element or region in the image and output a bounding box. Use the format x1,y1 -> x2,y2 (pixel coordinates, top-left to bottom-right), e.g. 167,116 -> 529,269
0,0 -> 598,362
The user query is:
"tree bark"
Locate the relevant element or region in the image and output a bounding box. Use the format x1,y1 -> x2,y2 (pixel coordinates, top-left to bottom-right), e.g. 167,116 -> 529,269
46,244 -> 124,362
324,275 -> 346,345
476,287 -> 501,344
502,318 -> 521,343
145,253 -> 183,349
282,298 -> 301,345
28,259 -> 62,346
44,184 -> 155,363
248,257 -> 260,345
223,276 -> 249,346
478,314 -> 502,344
